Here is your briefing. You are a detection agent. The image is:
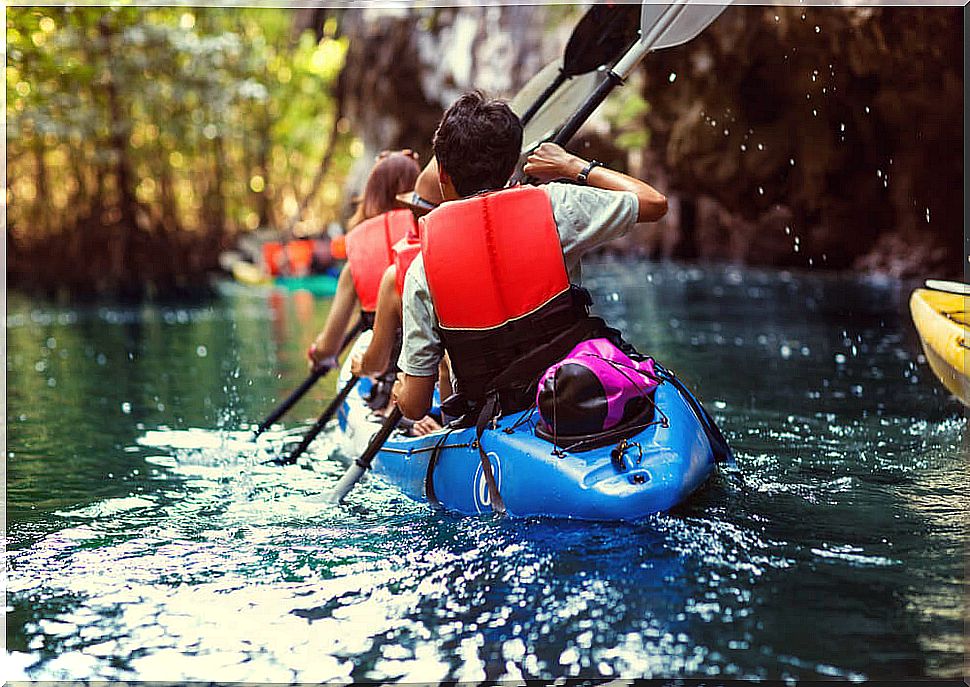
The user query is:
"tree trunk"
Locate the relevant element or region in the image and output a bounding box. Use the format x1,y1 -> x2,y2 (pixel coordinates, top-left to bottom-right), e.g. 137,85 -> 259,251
99,16 -> 140,288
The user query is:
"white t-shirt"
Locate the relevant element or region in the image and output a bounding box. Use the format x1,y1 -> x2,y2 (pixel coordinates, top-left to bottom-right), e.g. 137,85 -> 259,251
399,182 -> 639,377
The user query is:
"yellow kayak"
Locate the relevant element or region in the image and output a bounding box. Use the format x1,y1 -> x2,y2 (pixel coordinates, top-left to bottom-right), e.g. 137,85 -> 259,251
231,260 -> 273,286
910,287 -> 970,406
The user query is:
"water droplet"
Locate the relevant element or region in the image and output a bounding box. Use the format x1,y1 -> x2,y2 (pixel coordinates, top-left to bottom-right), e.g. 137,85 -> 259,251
740,144 -> 747,152
790,158 -> 796,166
784,226 -> 792,235
876,169 -> 883,178
197,345 -> 208,357
34,360 -> 47,372
835,353 -> 847,364
121,402 -> 132,414
815,25 -> 821,33
839,123 -> 845,132
758,186 -> 764,195
46,337 -> 56,349
668,72 -> 677,83
865,106 -> 870,114
812,109 -> 818,117
780,345 -> 792,359
757,143 -> 764,150
925,207 -> 930,223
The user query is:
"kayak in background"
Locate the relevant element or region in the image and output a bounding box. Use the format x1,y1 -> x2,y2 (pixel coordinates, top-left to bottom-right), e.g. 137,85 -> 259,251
222,244 -> 341,297
334,333 -> 720,520
910,286 -> 970,406
274,273 -> 338,297
231,260 -> 273,286
230,261 -> 338,297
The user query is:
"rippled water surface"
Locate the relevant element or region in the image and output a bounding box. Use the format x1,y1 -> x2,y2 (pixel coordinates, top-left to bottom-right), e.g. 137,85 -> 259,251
6,262 -> 967,681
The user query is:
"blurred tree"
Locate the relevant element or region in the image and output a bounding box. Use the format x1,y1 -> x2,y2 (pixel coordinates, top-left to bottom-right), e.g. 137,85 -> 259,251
7,7 -> 353,297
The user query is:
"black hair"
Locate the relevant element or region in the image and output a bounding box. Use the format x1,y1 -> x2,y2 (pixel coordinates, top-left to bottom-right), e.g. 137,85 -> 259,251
432,91 -> 523,197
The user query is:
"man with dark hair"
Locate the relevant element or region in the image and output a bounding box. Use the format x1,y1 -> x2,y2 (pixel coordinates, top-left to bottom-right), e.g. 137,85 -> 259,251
394,90 -> 668,424
430,91 -> 523,197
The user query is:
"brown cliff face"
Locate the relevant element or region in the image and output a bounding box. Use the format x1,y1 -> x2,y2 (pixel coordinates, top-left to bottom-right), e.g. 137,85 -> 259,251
636,6 -> 962,277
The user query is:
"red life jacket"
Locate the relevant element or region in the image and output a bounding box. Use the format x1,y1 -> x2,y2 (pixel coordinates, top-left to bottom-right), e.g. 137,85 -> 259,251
422,187 -> 602,405
392,218 -> 422,296
345,209 -> 414,312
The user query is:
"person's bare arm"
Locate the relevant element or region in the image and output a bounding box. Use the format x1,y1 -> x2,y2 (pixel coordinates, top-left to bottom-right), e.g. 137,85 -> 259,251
523,142 -> 667,223
354,267 -> 401,377
308,264 -> 359,370
394,373 -> 437,420
438,356 -> 453,401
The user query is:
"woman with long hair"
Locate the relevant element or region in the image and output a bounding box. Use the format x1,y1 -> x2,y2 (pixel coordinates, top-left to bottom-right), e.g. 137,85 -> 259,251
306,150 -> 420,370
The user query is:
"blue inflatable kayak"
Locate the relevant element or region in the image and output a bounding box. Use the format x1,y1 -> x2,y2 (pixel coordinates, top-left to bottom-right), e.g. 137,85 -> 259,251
335,334 -> 720,520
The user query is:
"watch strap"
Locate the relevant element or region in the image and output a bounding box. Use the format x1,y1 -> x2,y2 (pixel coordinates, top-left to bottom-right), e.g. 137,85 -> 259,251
576,159 -> 601,185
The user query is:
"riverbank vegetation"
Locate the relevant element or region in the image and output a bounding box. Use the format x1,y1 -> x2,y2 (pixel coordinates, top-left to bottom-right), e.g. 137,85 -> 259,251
8,7 -> 352,297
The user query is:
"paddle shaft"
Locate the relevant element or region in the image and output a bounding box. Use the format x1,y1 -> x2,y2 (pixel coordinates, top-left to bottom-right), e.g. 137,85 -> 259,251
276,375 -> 361,466
327,406 -> 404,503
253,368 -> 325,439
553,3 -> 688,148
517,4 -> 639,128
253,319 -> 364,439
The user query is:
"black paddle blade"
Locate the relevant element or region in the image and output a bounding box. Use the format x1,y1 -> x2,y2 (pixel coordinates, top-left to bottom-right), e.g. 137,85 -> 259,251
562,3 -> 641,77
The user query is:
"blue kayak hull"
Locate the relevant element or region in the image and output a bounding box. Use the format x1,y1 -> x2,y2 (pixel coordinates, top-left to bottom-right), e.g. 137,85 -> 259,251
336,339 -> 717,521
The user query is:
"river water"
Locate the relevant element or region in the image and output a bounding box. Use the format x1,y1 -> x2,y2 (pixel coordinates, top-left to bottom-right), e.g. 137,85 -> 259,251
6,261 -> 967,681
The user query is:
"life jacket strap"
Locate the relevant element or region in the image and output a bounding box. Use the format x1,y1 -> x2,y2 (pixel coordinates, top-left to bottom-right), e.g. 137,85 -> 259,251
473,394 -> 506,515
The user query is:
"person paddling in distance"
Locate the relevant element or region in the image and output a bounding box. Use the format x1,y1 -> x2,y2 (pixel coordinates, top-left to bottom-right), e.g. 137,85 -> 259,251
392,90 -> 668,426
306,150 -> 420,372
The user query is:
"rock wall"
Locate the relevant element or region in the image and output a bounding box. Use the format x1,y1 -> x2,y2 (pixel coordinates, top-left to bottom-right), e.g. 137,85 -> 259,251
637,5 -> 963,277
336,6 -> 567,192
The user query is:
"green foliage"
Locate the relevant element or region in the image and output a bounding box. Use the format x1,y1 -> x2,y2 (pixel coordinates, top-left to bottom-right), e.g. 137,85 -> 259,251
7,7 -> 356,294
605,86 -> 651,152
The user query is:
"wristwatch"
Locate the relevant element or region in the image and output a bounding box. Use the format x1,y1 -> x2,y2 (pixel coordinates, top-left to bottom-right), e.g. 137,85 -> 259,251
576,159 -> 602,185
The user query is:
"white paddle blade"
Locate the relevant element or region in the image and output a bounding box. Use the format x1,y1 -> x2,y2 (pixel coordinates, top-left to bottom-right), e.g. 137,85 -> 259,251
509,58 -> 563,117
520,69 -> 602,151
644,2 -> 731,51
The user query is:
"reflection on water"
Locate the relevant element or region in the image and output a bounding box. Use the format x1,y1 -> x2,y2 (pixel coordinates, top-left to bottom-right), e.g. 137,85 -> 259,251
6,262 -> 967,680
